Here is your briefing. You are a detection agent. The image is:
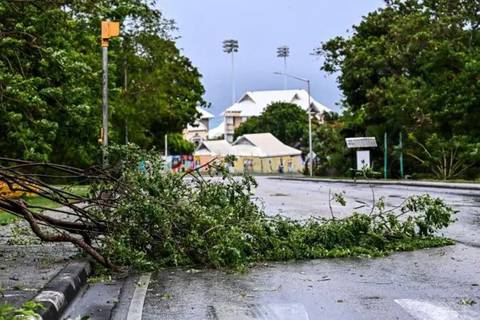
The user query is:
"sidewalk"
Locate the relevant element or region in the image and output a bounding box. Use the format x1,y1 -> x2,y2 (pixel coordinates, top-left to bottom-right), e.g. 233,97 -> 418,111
0,241 -> 78,308
270,176 -> 480,191
0,209 -> 80,310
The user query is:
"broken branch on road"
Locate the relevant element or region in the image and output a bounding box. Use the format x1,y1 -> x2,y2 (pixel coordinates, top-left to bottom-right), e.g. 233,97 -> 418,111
0,145 -> 457,271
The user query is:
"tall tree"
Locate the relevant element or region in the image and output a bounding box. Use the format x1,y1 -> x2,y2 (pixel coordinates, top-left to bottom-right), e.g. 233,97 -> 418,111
112,33 -> 205,150
0,0 -> 204,166
234,102 -> 309,148
316,0 -> 480,178
321,0 -> 480,136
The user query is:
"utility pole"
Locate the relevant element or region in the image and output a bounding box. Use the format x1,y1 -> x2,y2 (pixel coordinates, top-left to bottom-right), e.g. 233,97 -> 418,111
223,39 -> 239,104
164,134 -> 168,157
399,132 -> 404,178
277,46 -> 290,90
384,132 -> 388,180
307,80 -> 313,177
123,48 -> 128,145
100,20 -> 120,167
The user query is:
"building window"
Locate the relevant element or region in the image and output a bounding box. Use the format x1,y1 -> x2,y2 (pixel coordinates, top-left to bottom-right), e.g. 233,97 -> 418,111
226,117 -> 234,125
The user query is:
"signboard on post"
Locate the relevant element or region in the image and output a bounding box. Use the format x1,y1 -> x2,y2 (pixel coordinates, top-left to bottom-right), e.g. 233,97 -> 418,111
345,137 -> 377,171
101,21 -> 120,47
345,137 -> 377,149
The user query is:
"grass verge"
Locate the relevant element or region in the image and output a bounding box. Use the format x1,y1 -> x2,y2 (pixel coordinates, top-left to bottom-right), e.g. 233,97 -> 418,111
0,185 -> 89,226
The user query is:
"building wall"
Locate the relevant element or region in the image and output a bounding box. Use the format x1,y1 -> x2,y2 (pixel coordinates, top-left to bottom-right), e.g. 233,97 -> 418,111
200,119 -> 210,131
232,155 -> 303,174
225,111 -> 246,142
192,154 -> 303,174
184,118 -> 210,144
184,129 -> 209,144
193,155 -> 216,171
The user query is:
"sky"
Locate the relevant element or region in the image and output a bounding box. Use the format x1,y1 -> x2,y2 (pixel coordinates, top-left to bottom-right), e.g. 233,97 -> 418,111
156,0 -> 385,126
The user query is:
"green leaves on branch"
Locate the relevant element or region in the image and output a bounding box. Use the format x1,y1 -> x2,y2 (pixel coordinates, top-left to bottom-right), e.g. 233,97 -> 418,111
407,134 -> 480,180
0,301 -> 43,320
97,146 -> 455,271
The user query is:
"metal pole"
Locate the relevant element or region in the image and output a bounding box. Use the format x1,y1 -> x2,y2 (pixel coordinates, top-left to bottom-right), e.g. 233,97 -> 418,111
102,46 -> 109,167
283,57 -> 287,90
384,132 -> 388,180
124,56 -> 128,144
307,80 -> 313,177
231,52 -> 236,104
399,132 -> 404,178
165,134 -> 168,157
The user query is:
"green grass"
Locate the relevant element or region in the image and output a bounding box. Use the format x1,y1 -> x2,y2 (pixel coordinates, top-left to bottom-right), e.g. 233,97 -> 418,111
0,185 -> 90,226
0,212 -> 17,226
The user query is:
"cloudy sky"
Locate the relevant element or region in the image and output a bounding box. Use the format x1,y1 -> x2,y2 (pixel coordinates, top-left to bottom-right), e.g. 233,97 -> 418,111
157,0 -> 385,126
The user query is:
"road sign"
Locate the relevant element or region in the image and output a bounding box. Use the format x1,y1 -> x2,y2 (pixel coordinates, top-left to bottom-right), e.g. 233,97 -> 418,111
306,151 -> 317,161
101,21 -> 120,48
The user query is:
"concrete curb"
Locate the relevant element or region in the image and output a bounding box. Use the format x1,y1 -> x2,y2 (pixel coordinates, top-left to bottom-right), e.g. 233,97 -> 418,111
270,176 -> 480,191
32,261 -> 92,320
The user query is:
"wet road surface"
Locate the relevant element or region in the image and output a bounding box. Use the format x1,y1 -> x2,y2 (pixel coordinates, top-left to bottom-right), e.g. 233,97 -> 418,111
135,178 -> 480,319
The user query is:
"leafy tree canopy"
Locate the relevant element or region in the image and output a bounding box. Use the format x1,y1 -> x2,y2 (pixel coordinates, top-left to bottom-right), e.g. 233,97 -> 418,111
0,0 -> 204,167
315,0 -> 480,178
317,0 -> 480,136
234,102 -> 309,148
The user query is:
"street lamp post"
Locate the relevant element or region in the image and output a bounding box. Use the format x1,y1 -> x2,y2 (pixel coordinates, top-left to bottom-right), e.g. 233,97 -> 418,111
274,72 -> 314,177
307,80 -> 313,177
276,46 -> 290,90
100,21 -> 120,167
223,39 -> 239,104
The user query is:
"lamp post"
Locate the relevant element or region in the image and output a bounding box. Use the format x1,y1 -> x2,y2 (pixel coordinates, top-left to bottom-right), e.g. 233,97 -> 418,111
276,46 -> 290,90
274,72 -> 314,176
100,20 -> 120,167
223,39 -> 239,104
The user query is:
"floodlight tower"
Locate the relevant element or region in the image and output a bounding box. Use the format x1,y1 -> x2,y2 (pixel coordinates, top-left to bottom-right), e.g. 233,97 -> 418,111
277,46 -> 290,90
223,39 -> 239,104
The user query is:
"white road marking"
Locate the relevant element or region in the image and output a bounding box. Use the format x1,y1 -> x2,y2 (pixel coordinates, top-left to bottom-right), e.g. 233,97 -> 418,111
268,303 -> 310,320
395,299 -> 477,320
210,303 -> 310,320
126,273 -> 152,320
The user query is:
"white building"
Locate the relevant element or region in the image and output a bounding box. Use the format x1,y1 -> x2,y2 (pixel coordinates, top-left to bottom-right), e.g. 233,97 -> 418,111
194,133 -> 303,173
194,140 -> 233,158
183,107 -> 214,145
211,89 -> 331,142
208,121 -> 226,140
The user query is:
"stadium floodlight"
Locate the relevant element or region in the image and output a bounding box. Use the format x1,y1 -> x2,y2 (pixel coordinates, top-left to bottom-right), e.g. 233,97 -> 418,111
223,39 -> 239,104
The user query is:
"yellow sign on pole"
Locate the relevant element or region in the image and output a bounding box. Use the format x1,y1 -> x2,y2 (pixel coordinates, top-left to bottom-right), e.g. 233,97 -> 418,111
101,21 -> 120,47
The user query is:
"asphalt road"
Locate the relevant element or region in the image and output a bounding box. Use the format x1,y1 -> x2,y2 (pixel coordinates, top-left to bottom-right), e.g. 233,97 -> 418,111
127,178 -> 480,320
